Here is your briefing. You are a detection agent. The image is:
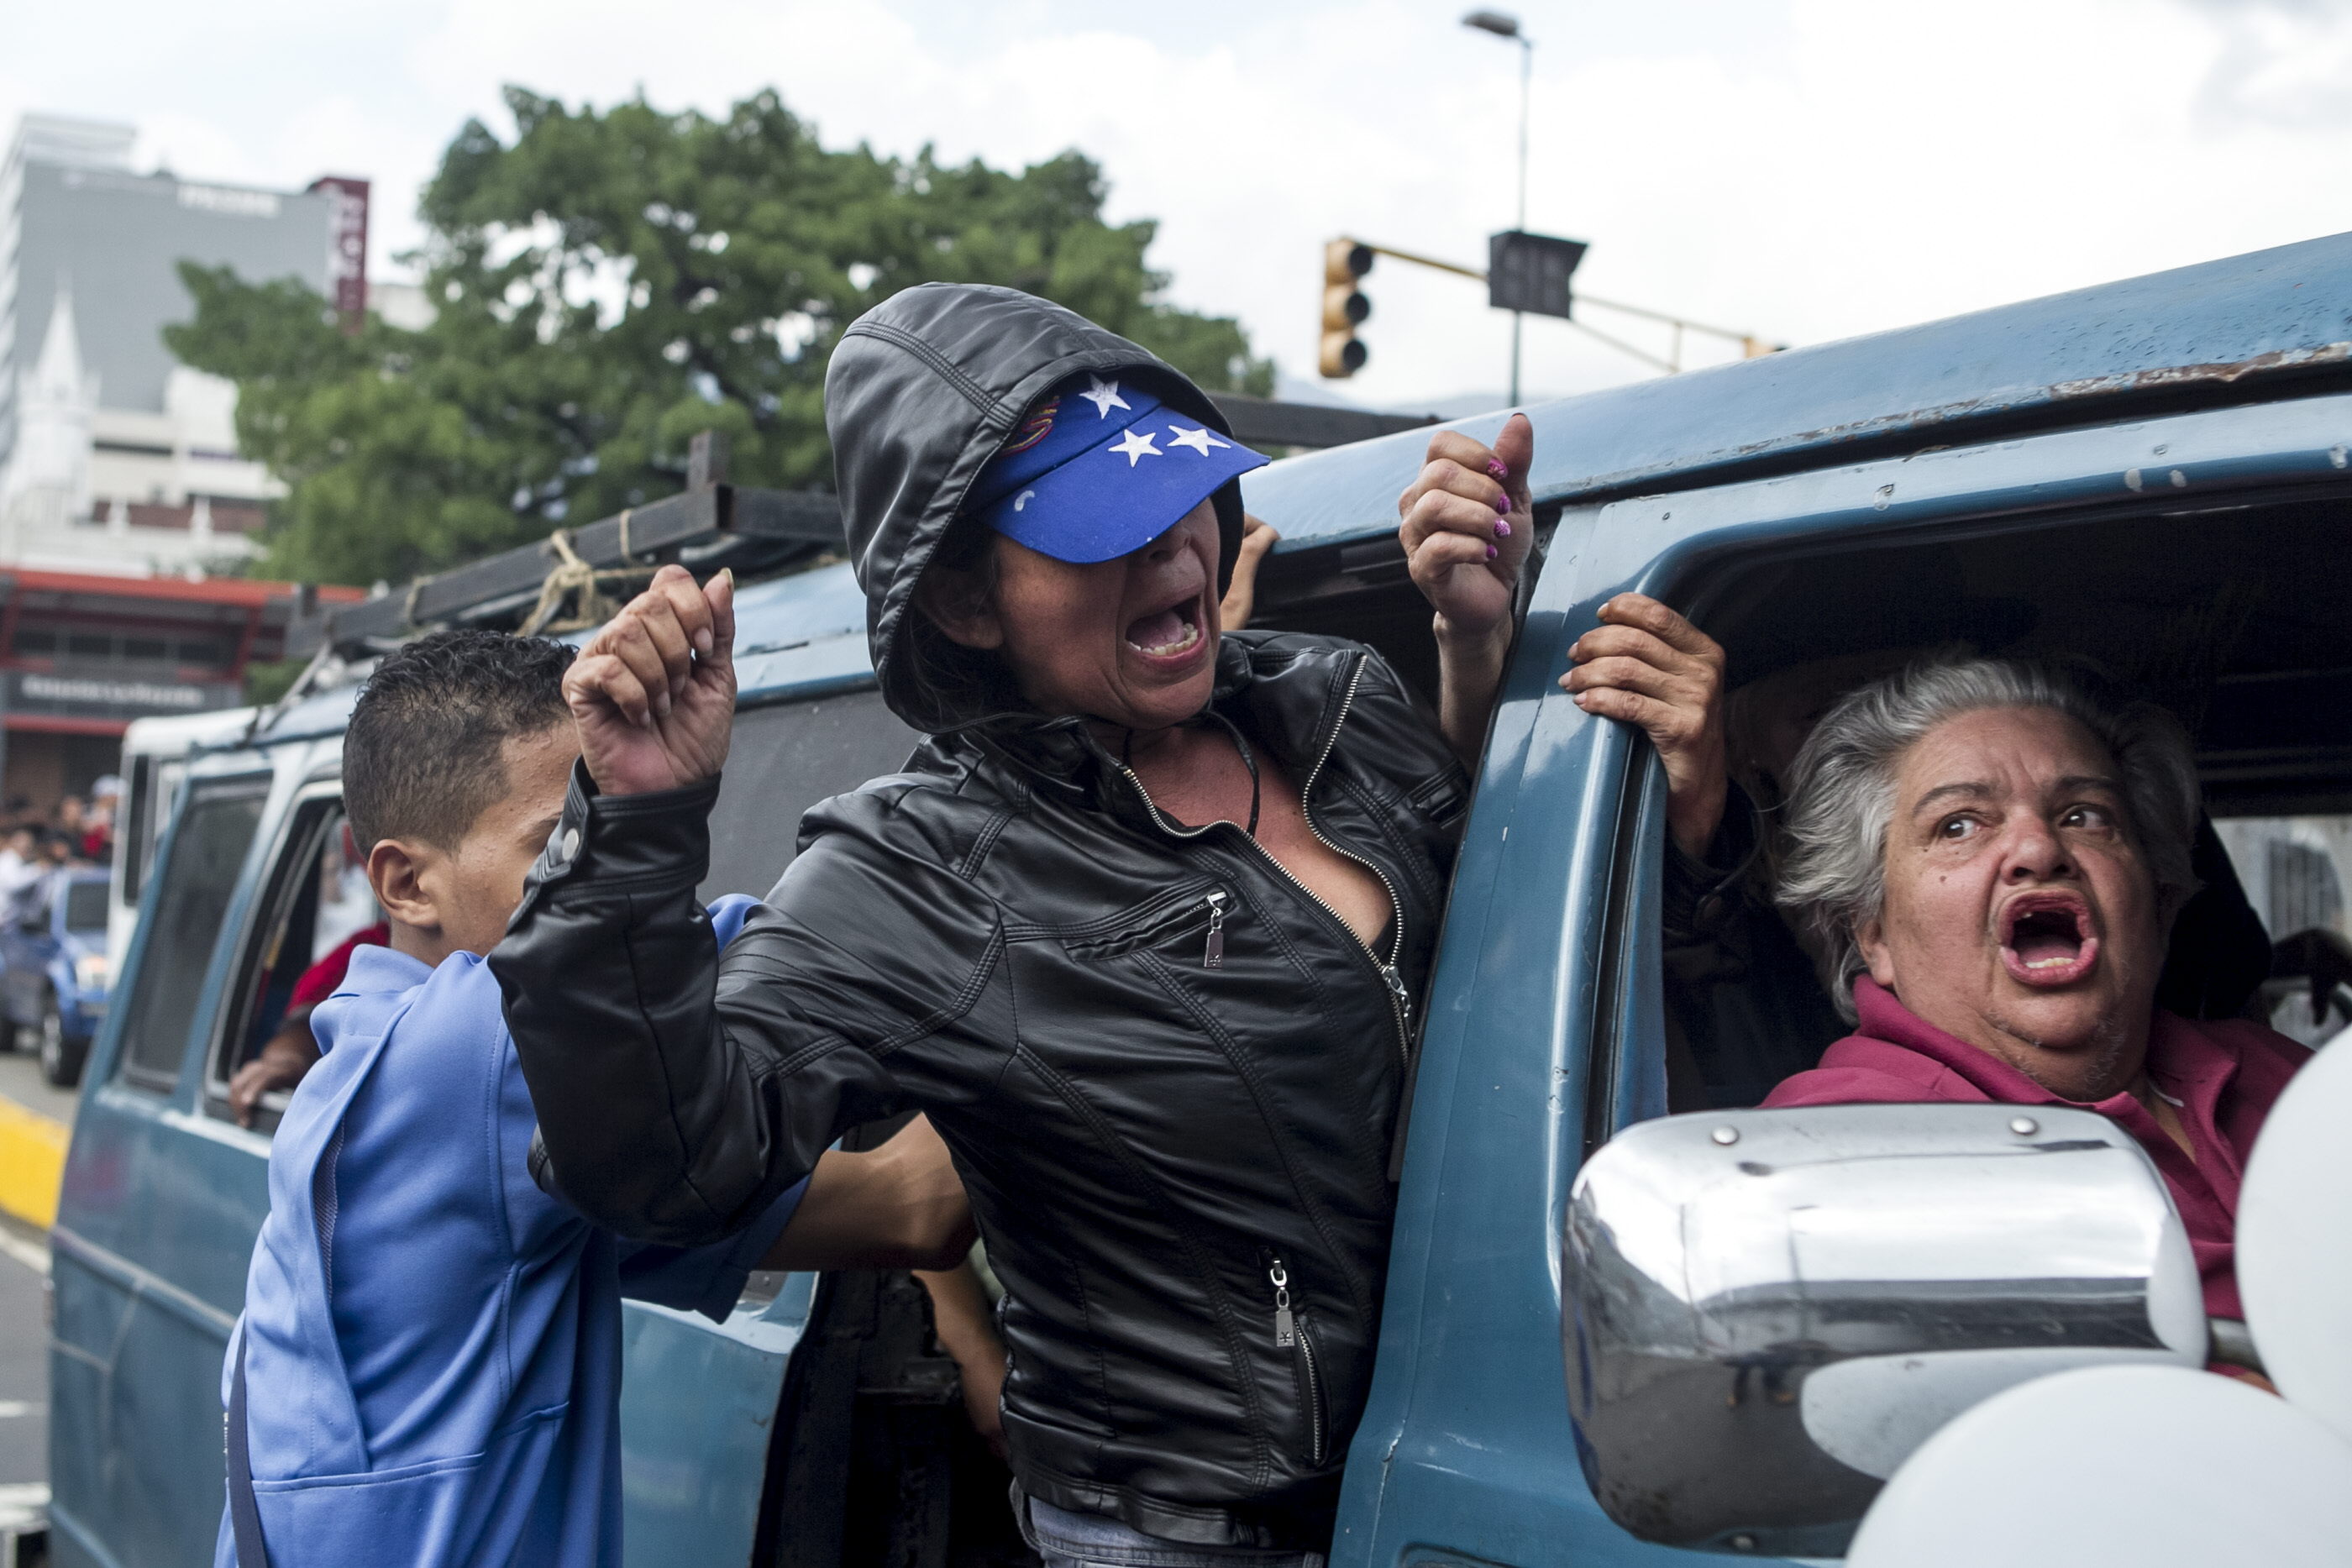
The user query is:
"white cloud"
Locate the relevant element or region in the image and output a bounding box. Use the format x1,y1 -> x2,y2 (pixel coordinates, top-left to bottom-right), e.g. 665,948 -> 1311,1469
2189,0 -> 2352,128
5,0 -> 2347,410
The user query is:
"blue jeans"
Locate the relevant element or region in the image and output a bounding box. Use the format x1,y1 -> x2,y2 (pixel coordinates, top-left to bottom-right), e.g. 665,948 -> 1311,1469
1021,1497 -> 1328,1568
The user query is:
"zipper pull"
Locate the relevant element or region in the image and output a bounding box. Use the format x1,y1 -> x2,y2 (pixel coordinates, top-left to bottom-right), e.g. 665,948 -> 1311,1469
1268,1257 -> 1295,1347
1204,890 -> 1228,971
1380,962 -> 1411,1025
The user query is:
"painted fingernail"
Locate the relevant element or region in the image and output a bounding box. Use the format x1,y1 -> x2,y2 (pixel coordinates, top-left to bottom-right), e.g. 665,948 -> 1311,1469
1494,519 -> 1512,538
1485,543 -> 1499,560
1487,458 -> 1509,480
1492,491 -> 1511,514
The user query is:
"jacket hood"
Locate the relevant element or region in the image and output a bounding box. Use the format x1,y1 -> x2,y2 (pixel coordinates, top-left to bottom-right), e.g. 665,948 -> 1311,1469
825,283 -> 1245,732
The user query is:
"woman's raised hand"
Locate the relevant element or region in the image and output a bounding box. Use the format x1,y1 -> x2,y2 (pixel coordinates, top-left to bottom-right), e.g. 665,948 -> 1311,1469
1398,412 -> 1535,647
565,564 -> 737,796
1564,595 -> 1727,860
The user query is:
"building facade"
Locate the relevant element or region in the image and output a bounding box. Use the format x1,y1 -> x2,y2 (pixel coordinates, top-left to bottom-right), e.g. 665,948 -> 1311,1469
0,114 -> 368,812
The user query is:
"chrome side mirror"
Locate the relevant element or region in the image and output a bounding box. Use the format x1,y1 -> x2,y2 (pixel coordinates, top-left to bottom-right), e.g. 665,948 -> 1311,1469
1563,1104 -> 2205,1556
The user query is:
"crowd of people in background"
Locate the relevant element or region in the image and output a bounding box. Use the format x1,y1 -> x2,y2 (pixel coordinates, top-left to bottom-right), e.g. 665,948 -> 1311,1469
0,775 -> 119,929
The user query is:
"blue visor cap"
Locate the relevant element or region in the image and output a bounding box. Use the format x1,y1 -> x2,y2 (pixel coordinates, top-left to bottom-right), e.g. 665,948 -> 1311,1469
968,374 -> 1269,564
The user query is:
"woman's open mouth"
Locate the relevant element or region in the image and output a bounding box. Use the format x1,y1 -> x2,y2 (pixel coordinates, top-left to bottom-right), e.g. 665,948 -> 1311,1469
1124,594 -> 1205,665
1998,891 -> 2102,988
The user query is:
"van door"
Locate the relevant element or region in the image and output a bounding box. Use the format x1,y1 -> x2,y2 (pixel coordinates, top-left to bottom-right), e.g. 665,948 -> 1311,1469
50,756 -> 287,1568
620,683 -> 1032,1568
615,684 -> 955,1568
1336,390 -> 2352,1567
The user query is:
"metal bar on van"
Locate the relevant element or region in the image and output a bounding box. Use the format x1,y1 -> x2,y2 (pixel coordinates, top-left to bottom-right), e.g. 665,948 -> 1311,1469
298,482 -> 846,655
296,393 -> 1436,658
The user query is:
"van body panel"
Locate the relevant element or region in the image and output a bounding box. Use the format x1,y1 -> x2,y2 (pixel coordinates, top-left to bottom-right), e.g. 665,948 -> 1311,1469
53,741 -> 301,1566
1333,385 -> 2352,1568
1573,391 -> 2352,606
1331,506 -> 1694,1568
617,1286 -> 814,1567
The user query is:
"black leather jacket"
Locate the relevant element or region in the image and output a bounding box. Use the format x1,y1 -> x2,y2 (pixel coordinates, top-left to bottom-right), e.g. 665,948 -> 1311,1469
492,286 -> 1469,1550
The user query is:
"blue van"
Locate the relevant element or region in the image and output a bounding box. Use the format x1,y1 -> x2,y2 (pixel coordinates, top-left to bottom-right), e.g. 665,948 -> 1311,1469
49,230 -> 2352,1566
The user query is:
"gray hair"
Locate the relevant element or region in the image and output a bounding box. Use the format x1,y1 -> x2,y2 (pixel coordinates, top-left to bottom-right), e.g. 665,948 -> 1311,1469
1773,656 -> 2201,1022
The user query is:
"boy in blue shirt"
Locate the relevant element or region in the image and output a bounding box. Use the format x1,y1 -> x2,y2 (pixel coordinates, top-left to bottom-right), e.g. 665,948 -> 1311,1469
221,630 -> 973,1567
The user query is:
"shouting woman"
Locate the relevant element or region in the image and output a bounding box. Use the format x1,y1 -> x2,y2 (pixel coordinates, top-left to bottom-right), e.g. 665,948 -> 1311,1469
493,284 -> 1725,1566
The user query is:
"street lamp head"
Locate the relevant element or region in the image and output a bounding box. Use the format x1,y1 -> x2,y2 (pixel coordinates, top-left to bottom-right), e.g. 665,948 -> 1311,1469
1462,8 -> 1523,39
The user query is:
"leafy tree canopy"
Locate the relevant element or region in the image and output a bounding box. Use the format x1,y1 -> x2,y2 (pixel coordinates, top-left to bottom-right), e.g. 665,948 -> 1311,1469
170,87 -> 1273,586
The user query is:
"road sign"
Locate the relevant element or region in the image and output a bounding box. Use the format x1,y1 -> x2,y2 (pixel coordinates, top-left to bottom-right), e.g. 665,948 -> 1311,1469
1488,230 -> 1587,320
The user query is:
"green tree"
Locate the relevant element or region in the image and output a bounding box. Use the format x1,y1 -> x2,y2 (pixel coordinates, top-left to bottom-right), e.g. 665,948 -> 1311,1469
169,87 -> 1273,587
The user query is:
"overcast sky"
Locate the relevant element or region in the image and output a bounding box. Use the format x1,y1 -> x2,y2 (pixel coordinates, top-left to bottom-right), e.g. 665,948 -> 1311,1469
6,0 -> 2349,410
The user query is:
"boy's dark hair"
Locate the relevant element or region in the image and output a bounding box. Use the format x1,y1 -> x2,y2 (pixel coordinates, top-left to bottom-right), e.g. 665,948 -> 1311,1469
344,630 -> 575,852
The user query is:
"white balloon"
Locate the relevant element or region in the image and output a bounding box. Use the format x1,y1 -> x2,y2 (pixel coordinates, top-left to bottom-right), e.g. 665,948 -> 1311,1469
1848,1365 -> 2352,1568
2239,1036 -> 2352,1448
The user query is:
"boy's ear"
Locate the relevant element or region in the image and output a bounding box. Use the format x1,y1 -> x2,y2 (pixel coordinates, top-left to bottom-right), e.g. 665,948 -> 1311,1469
365,838 -> 441,934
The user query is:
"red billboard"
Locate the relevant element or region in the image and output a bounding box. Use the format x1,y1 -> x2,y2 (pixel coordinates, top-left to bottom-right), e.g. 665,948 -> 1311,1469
307,176 -> 370,333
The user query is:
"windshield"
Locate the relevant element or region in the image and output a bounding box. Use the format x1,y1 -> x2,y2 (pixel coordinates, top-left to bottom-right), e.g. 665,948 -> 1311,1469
64,879 -> 108,934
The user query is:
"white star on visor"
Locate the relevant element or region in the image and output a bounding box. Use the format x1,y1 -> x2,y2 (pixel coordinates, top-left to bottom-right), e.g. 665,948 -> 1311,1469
1080,376 -> 1131,418
1109,427 -> 1162,465
1166,424 -> 1229,456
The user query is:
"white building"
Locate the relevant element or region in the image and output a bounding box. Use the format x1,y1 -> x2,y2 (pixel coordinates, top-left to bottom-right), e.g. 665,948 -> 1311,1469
0,115 -> 372,811
0,113 -> 358,578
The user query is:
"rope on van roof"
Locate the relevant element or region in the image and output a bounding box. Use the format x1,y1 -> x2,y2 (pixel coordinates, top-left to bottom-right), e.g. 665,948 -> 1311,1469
516,517 -> 656,638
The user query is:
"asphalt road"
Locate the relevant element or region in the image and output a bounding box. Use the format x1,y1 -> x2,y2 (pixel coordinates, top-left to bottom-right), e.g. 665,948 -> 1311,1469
0,1217 -> 44,1489
0,1043 -> 74,1500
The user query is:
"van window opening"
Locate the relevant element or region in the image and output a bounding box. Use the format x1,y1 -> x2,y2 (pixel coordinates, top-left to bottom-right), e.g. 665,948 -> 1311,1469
206,797 -> 369,1114
1632,490 -> 2352,1121
113,776 -> 271,1090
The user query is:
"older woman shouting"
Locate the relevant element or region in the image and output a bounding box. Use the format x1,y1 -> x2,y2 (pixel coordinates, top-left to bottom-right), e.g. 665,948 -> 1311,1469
492,283 -> 1728,1568
1764,658 -> 2309,1323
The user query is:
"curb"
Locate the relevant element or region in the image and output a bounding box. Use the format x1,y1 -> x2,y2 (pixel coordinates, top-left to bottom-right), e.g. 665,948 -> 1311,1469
0,1096 -> 67,1231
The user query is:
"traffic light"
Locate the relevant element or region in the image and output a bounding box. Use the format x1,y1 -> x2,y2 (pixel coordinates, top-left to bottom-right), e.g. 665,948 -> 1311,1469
1320,239 -> 1373,378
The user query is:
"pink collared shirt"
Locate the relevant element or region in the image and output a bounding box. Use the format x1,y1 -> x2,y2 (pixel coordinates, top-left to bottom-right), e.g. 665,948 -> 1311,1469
1762,978 -> 2310,1319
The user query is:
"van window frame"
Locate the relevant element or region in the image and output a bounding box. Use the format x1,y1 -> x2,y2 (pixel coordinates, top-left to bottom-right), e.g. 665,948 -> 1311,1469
200,778 -> 346,1129
111,770 -> 276,1095
120,753 -> 193,915
1567,412 -> 2352,1151
120,754 -> 158,906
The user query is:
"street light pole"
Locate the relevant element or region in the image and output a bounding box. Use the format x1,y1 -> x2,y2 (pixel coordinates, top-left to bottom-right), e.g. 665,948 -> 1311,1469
1511,32 -> 1530,404
1464,10 -> 1535,405
1515,31 -> 1530,233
